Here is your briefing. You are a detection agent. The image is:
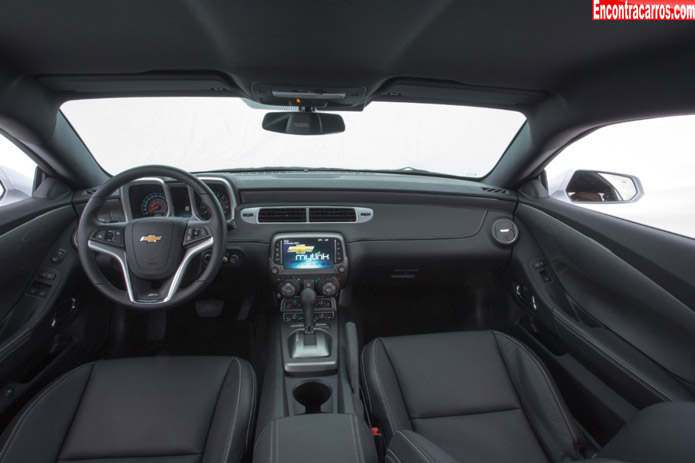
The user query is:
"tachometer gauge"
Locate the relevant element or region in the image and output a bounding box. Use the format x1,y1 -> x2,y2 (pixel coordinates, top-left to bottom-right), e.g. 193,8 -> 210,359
141,192 -> 168,217
199,190 -> 230,220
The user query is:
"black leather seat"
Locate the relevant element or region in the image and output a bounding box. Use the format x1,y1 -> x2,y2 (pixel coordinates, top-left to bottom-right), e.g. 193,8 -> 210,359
362,330 -> 585,463
0,356 -> 256,463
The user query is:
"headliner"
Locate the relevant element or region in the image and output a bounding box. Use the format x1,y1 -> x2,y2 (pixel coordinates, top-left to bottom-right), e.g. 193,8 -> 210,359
1,1 -> 693,98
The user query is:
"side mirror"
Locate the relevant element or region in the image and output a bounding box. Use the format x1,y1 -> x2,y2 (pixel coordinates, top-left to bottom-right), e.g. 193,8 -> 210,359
0,167 -> 32,207
551,170 -> 643,203
262,112 -> 345,136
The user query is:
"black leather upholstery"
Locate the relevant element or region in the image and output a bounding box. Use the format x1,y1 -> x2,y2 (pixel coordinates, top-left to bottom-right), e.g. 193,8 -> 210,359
0,356 -> 256,463
362,330 -> 584,463
386,431 -> 460,463
597,402 -> 695,463
253,414 -> 377,463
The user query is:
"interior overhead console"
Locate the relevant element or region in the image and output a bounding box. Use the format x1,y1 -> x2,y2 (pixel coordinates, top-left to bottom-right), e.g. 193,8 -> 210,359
251,83 -> 367,109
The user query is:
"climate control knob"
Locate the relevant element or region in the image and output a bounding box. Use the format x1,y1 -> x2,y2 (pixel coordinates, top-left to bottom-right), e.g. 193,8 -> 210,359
318,278 -> 340,297
279,280 -> 299,298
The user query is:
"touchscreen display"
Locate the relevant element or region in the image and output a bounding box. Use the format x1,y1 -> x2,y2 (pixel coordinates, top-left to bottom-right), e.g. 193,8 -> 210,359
282,238 -> 335,269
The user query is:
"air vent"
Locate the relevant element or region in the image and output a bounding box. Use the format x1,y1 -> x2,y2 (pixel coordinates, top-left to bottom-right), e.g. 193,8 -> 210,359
240,206 -> 373,224
258,208 -> 307,223
309,207 -> 357,223
482,187 -> 508,194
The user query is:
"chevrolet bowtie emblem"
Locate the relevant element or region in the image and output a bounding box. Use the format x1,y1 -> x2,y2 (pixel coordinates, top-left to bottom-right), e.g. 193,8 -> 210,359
140,234 -> 162,243
288,244 -> 314,254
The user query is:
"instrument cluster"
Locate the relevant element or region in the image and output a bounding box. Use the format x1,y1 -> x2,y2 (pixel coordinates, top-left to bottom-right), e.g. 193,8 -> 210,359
123,177 -> 235,221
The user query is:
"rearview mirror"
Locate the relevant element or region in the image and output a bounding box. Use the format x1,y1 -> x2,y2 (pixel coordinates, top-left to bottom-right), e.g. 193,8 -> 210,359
551,170 -> 643,203
262,112 -> 345,136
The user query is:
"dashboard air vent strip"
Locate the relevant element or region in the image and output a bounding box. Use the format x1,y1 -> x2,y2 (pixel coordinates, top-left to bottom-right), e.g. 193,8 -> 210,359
258,207 -> 307,223
309,207 -> 357,223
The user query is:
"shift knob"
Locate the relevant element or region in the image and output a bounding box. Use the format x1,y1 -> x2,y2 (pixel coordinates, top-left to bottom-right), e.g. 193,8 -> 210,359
300,287 -> 317,333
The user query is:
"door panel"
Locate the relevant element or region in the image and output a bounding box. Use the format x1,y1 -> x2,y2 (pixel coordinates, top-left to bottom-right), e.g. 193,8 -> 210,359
0,205 -> 76,321
508,189 -> 695,440
0,191 -> 77,384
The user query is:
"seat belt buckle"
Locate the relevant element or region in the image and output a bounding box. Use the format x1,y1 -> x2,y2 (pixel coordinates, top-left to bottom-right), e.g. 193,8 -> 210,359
372,427 -> 386,460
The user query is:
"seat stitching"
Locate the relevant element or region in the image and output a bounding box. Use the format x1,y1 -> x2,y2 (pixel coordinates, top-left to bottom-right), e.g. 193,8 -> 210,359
371,339 -> 397,436
56,362 -> 97,460
0,363 -> 94,463
360,344 -> 373,412
409,406 -> 522,421
266,418 -> 273,463
398,432 -> 435,463
386,449 -> 404,463
348,413 -> 360,463
352,414 -> 365,463
58,451 -> 203,461
243,363 -> 256,449
221,358 -> 243,463
554,313 -> 670,401
495,332 -> 581,452
200,358 -> 234,461
273,418 -> 278,463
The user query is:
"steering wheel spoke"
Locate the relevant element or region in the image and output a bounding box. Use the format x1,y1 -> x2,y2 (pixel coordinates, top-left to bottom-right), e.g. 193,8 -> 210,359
130,235 -> 214,304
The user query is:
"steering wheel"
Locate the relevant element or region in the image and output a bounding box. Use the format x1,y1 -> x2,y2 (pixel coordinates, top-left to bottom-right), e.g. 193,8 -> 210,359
77,165 -> 227,309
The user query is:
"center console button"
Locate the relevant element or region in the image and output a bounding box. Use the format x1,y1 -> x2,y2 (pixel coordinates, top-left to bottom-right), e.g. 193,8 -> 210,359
280,280 -> 299,298
318,277 -> 340,297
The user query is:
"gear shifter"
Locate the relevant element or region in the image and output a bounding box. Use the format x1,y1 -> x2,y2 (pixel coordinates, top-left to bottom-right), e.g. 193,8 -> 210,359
300,287 -> 317,334
288,286 -> 331,359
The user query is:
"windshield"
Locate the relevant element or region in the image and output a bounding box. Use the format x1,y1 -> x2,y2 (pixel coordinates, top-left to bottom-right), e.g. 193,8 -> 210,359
61,97 -> 525,178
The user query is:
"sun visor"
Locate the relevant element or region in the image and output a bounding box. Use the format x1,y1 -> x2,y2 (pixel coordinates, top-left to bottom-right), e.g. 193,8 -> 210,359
376,79 -> 547,108
37,73 -> 241,95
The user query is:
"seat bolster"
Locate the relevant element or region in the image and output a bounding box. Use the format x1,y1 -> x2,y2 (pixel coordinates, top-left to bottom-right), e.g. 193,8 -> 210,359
598,402 -> 695,463
0,363 -> 94,463
386,431 -> 459,463
493,331 -> 584,461
202,358 -> 257,463
361,338 -> 413,442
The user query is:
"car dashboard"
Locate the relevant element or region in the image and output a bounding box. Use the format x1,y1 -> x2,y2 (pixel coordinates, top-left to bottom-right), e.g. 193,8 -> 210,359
82,170 -> 520,290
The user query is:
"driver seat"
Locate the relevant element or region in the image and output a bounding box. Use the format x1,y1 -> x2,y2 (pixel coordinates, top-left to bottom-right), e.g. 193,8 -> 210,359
0,356 -> 255,463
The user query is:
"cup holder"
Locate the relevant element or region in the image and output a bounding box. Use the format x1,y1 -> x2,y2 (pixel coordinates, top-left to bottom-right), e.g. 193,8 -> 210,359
292,381 -> 332,414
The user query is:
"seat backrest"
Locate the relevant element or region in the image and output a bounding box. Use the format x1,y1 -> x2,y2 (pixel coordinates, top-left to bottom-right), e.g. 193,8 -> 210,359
362,330 -> 585,463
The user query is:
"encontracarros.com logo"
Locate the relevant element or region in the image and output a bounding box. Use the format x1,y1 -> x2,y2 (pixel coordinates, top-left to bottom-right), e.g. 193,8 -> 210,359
593,0 -> 695,20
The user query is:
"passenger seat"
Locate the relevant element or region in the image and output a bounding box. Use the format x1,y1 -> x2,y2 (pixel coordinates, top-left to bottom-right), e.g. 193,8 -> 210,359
362,330 -> 584,462
362,330 -> 694,463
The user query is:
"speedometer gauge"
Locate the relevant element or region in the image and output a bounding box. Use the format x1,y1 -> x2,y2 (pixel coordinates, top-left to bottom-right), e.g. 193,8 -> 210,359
199,191 -> 230,219
141,192 -> 168,217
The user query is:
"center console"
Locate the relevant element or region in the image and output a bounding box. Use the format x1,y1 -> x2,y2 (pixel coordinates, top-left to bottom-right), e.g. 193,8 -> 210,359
255,232 -> 376,463
269,233 -> 347,374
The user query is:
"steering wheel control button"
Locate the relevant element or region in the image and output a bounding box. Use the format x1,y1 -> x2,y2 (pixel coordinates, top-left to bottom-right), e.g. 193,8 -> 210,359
492,219 -> 519,246
91,229 -> 124,246
185,226 -> 211,244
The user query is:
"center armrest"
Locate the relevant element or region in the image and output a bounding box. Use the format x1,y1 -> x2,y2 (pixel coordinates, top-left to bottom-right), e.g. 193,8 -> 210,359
253,413 -> 377,463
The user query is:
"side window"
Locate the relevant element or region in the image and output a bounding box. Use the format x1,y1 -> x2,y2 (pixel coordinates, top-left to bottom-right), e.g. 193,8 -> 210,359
0,135 -> 37,207
545,115 -> 695,239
